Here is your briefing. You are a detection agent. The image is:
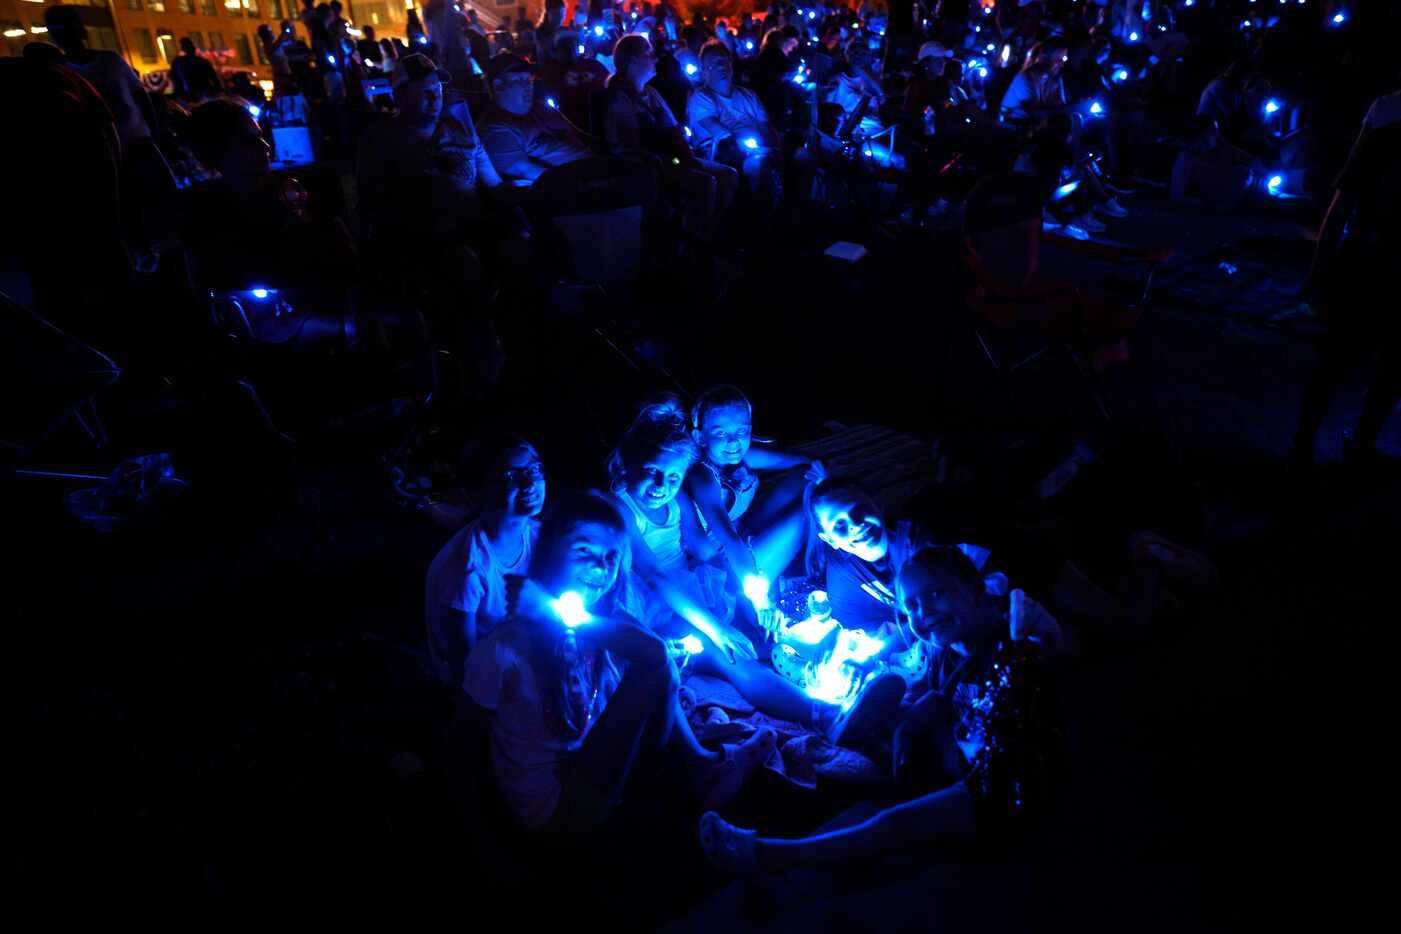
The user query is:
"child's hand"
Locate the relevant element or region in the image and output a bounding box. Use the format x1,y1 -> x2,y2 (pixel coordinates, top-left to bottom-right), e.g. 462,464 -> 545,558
709,624 -> 757,663
805,459 -> 827,485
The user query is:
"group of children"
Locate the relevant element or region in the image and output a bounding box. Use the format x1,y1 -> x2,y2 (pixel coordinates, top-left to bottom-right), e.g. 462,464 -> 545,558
425,384 -> 1209,877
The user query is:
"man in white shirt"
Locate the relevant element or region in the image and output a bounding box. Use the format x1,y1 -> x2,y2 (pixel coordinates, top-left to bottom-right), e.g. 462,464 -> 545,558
688,39 -> 781,199
44,5 -> 153,149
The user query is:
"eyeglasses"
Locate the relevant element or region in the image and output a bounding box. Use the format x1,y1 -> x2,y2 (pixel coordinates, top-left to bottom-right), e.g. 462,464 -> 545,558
499,462 -> 545,484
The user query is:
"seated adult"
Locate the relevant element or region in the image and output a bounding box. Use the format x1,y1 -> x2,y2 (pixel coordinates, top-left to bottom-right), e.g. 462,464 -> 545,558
479,51 -> 593,185
537,31 -> 611,130
999,39 -> 1069,126
687,39 -> 781,197
183,98 -> 356,295
603,33 -> 736,239
425,435 -> 546,689
356,52 -> 505,242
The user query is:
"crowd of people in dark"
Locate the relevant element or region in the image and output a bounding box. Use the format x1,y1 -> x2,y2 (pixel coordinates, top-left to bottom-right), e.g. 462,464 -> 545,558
5,0 -> 1400,916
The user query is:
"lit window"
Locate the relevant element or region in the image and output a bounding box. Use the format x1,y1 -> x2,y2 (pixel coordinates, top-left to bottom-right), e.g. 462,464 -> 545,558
134,27 -> 158,64
225,0 -> 243,16
233,32 -> 253,64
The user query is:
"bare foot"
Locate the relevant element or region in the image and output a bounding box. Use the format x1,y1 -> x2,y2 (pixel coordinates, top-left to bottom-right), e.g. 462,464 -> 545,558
697,727 -> 777,812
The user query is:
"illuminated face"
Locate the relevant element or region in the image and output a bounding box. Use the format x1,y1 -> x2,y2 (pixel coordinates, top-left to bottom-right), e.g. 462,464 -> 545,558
398,75 -> 443,126
220,112 -> 272,179
627,42 -> 657,85
625,449 -> 688,511
701,51 -> 733,89
488,444 -> 546,518
814,491 -> 888,563
895,561 -> 977,653
494,71 -> 535,115
540,521 -> 624,610
697,404 -> 750,467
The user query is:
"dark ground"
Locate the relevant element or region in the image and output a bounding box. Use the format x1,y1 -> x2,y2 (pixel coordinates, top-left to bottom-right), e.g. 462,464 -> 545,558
11,186 -> 1396,923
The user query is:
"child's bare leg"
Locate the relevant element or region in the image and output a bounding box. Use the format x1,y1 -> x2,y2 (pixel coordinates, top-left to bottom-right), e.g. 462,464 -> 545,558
745,470 -> 811,582
756,781 -> 976,871
691,651 -> 817,726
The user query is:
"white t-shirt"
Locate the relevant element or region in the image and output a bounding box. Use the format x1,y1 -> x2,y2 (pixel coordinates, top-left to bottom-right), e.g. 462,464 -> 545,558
464,619 -> 614,830
424,517 -> 538,688
686,84 -> 770,151
1000,70 -> 1064,121
65,50 -> 151,148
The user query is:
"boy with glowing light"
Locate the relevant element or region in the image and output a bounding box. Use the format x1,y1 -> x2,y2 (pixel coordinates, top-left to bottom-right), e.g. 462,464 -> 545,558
699,547 -> 1066,873
425,436 -> 547,689
459,492 -> 776,836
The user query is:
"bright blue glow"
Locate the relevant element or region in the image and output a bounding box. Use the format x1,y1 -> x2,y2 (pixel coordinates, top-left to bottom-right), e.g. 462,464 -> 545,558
593,24 -> 605,37
1053,180 -> 1080,200
250,287 -> 270,299
983,4 -> 993,14
744,39 -> 754,50
1242,18 -> 1252,28
807,10 -> 816,19
247,103 -> 261,118
685,62 -> 698,76
1113,67 -> 1129,82
1264,98 -> 1281,116
1089,100 -> 1104,116
1128,31 -> 1139,42
1000,44 -> 1011,65
550,591 -> 593,629
1332,13 -> 1346,25
784,614 -> 839,646
742,574 -> 771,611
1185,0 -> 1194,6
546,96 -> 557,109
417,35 -> 428,45
742,136 -> 759,150
683,124 -> 692,137
1266,174 -> 1284,195
985,42 -> 996,54
577,43 -> 586,55
326,54 -> 335,65
683,609 -> 724,647
680,634 -> 704,655
978,66 -> 989,78
804,628 -> 887,708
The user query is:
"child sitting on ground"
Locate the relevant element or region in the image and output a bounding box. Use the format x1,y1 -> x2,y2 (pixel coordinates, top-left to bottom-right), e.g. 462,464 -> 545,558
700,547 -> 1067,872
425,434 -> 546,689
461,491 -> 776,836
685,385 -> 825,591
610,399 -> 838,733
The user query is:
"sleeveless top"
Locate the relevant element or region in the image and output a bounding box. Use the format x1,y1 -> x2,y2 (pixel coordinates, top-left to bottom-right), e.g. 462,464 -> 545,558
616,490 -> 686,572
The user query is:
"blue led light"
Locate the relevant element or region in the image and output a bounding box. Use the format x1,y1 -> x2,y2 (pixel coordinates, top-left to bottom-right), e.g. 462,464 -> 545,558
807,10 -> 816,19
1263,98 -> 1281,116
743,137 -> 759,150
680,634 -> 704,655
326,54 -> 335,65
1128,31 -> 1139,42
744,39 -> 754,50
577,43 -> 586,55
250,288 -> 270,299
1185,0 -> 1194,6
1113,67 -> 1129,82
246,103 -> 261,118
1242,18 -> 1252,28
546,96 -> 557,108
1266,174 -> 1284,195
685,62 -> 698,75
593,24 -> 605,37
683,124 -> 692,137
1054,180 -> 1080,200
1089,100 -> 1104,116
551,591 -> 593,629
742,574 -> 771,611
978,66 -> 989,78
1332,12 -> 1346,25
416,34 -> 428,45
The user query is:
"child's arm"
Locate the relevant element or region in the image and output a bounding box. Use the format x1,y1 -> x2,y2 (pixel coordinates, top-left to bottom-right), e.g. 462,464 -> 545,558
683,471 -> 759,582
744,446 -> 824,478
620,513 -> 757,663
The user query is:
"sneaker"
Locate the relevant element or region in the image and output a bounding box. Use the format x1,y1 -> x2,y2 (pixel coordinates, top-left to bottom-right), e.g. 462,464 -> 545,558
1041,209 -> 1063,231
825,673 -> 906,750
1061,223 -> 1091,241
1096,196 -> 1129,218
1074,212 -> 1107,233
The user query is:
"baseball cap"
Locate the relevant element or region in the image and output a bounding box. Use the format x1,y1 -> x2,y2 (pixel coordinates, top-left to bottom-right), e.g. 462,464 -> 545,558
488,50 -> 536,82
391,52 -> 451,87
917,41 -> 954,62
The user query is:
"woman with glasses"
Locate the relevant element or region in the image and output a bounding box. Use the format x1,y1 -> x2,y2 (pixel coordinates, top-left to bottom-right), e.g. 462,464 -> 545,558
426,435 -> 548,688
